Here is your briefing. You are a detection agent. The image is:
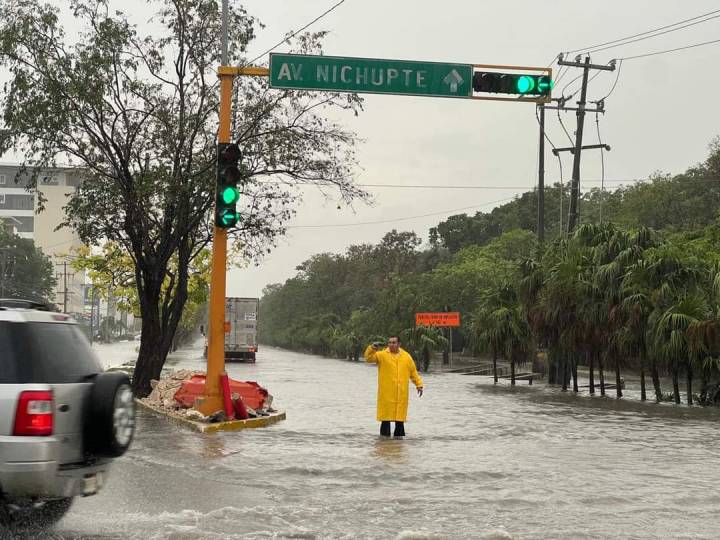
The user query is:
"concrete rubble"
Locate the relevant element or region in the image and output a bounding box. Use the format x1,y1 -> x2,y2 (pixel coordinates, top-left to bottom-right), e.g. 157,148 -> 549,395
141,369 -> 207,419
138,369 -> 276,423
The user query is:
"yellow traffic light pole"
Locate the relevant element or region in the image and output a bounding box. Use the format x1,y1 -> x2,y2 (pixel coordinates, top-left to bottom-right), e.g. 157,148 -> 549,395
196,65 -> 269,416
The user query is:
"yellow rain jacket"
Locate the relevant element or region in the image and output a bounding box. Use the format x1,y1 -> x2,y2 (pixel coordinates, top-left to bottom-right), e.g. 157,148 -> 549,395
364,345 -> 424,422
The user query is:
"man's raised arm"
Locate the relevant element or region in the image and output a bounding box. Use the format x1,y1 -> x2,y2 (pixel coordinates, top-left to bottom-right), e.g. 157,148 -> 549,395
364,344 -> 380,364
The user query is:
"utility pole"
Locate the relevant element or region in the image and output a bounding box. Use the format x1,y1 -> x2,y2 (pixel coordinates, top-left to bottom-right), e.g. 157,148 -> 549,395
221,0 -> 229,65
556,56 -> 615,233
537,103 -> 545,243
90,285 -> 97,344
567,56 -> 590,234
106,285 -> 114,341
55,260 -> 75,313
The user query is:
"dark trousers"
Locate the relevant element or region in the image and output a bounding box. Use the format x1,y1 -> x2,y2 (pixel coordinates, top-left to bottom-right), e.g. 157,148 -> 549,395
380,421 -> 405,437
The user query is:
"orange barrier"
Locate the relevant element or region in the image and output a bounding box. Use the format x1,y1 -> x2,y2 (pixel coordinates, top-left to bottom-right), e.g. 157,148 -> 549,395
220,372 -> 235,420
175,375 -> 268,411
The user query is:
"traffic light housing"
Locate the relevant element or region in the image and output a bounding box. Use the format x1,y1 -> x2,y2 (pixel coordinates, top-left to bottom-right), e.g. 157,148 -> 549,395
472,72 -> 553,96
215,143 -> 241,229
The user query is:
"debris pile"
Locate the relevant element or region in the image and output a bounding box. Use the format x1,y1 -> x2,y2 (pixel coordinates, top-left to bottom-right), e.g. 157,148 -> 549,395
139,369 -> 276,423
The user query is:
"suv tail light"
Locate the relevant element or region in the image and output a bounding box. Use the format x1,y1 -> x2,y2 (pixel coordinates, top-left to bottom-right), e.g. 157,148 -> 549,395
13,391 -> 54,436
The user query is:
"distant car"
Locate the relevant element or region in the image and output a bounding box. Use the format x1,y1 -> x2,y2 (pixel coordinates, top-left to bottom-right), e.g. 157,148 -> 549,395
0,299 -> 136,531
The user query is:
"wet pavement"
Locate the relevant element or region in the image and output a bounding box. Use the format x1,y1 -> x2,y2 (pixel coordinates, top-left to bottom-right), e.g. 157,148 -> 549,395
42,343 -> 720,539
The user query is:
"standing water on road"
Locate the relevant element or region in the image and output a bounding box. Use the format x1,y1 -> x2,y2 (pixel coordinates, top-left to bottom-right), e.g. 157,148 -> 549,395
56,344 -> 720,539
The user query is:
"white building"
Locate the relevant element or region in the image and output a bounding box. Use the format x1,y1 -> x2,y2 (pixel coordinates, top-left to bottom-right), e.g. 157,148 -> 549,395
0,164 -> 86,313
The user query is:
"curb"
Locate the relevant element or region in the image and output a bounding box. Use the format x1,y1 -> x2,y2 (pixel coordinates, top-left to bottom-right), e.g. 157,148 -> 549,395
136,399 -> 286,433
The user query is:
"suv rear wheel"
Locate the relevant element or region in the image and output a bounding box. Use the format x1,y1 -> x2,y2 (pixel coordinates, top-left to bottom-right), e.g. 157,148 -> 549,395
84,372 -> 136,458
0,497 -> 73,530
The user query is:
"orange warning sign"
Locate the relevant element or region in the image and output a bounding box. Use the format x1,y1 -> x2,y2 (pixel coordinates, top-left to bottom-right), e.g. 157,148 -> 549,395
415,312 -> 461,327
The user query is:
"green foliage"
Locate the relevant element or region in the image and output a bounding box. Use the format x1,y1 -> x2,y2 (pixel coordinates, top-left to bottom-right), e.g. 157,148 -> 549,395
260,138 -> 720,406
260,229 -> 535,353
0,0 -> 367,395
431,139 -> 720,254
0,228 -> 56,303
401,325 -> 448,372
72,241 -> 210,347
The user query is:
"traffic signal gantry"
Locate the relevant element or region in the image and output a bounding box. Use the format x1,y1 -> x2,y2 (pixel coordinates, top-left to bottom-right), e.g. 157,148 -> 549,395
473,71 -> 553,96
196,57 -> 552,415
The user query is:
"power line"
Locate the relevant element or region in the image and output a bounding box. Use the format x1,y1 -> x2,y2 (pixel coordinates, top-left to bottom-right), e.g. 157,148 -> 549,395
565,8 -> 720,54
560,72 -> 584,99
287,172 -> 700,230
546,53 -> 562,67
562,67 -> 605,101
557,108 -> 575,146
246,0 -> 347,65
535,105 -> 565,198
42,237 -> 83,250
287,196 -> 519,229
260,176 -> 720,190
553,64 -> 570,87
594,59 -> 623,102
586,13 -> 720,56
618,37 -> 720,61
359,183 -> 550,190
596,113 -> 606,223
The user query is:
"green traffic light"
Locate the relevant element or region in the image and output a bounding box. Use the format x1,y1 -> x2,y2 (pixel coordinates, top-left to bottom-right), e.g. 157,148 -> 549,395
219,209 -> 239,226
538,76 -> 554,93
516,75 -> 535,94
221,186 -> 239,205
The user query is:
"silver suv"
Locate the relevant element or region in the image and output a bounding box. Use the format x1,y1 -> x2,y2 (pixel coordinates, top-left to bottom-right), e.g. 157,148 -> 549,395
0,299 -> 135,531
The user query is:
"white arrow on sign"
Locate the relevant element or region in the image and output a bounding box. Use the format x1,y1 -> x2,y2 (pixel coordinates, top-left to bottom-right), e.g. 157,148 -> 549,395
443,69 -> 464,93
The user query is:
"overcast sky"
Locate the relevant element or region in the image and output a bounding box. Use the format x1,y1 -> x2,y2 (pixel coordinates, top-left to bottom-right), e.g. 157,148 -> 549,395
226,0 -> 720,298
10,1 -> 719,297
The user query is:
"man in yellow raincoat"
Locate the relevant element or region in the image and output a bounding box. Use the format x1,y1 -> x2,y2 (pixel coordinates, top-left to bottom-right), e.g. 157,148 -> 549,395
365,336 -> 424,437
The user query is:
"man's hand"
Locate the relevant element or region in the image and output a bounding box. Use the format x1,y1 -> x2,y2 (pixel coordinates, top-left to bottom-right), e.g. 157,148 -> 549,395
417,387 -> 424,397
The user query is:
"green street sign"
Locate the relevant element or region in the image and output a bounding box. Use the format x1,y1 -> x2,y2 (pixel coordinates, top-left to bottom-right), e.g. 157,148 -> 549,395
269,53 -> 472,99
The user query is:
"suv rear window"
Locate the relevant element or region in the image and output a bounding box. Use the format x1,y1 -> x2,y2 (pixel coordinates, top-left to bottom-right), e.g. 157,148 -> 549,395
0,321 -> 103,383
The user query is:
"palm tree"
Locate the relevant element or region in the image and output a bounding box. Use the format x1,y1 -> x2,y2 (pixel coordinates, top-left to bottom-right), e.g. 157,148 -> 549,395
538,238 -> 587,391
498,305 -> 533,385
469,305 -> 504,383
652,294 -> 709,404
624,262 -> 664,401
692,263 -> 720,402
623,241 -> 702,402
588,224 -> 657,399
472,284 -> 533,385
401,325 -> 448,372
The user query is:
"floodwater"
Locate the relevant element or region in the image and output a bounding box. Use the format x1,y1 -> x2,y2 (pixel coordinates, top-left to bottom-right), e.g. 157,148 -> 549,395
51,344 -> 720,539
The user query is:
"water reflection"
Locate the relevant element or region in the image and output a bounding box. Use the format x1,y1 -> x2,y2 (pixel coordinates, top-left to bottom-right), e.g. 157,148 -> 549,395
371,437 -> 409,464
201,433 -> 227,458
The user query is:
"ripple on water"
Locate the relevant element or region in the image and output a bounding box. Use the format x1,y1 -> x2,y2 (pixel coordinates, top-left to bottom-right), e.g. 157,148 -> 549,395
55,346 -> 720,539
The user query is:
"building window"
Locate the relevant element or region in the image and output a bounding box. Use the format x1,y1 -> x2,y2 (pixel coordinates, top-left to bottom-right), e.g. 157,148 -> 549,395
0,194 -> 5,205
0,175 -> 5,185
40,175 -> 58,185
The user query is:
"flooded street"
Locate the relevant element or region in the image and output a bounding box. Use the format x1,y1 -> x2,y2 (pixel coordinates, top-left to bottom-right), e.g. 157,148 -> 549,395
55,344 -> 720,539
